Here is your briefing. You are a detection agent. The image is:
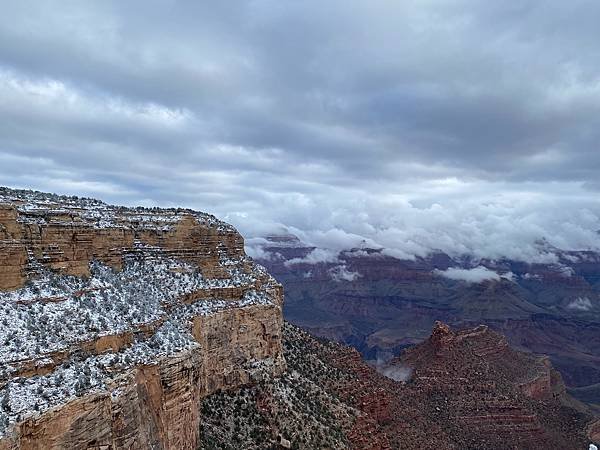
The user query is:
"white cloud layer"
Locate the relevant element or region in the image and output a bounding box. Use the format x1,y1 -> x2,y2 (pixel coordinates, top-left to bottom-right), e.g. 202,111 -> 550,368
434,266 -> 514,284
380,364 -> 413,383
238,188 -> 600,264
328,265 -> 361,282
284,248 -> 340,267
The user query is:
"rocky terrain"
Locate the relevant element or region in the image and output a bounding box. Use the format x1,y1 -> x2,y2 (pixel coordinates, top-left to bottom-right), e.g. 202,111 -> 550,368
200,321 -> 598,449
0,188 -> 285,450
253,234 -> 600,412
0,188 -> 597,450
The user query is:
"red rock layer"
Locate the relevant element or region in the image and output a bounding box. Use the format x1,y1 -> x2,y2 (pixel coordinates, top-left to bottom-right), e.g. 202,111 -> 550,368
306,322 -> 594,449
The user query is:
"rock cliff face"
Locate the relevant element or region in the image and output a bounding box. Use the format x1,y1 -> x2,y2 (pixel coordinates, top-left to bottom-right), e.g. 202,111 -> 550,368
0,188 -> 285,450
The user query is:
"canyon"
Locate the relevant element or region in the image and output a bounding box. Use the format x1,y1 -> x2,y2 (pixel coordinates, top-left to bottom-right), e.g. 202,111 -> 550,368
0,188 -> 597,449
200,321 -> 597,449
253,234 -> 600,414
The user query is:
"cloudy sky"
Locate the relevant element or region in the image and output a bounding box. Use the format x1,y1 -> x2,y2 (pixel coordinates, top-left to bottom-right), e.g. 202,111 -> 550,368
1,1 -> 600,262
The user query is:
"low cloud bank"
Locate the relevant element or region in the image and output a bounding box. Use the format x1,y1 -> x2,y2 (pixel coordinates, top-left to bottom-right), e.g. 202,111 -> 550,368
284,248 -> 340,267
434,266 -> 514,284
245,245 -> 278,261
234,191 -> 600,266
373,351 -> 413,383
566,297 -> 593,311
328,265 -> 361,282
380,364 -> 413,382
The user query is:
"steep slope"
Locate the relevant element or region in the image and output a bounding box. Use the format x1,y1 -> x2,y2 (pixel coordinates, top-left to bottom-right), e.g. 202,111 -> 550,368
199,323 -> 363,450
0,188 -> 285,450
199,322 -> 597,449
389,322 -> 593,449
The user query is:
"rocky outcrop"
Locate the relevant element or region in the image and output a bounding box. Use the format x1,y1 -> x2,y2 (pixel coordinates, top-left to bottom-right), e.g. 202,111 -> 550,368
387,322 -> 594,449
0,189 -> 247,291
198,323 -> 386,450
0,188 -> 285,450
589,419 -> 600,443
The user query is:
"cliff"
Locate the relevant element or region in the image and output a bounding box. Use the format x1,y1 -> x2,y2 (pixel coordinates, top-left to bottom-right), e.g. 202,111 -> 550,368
385,321 -> 594,448
0,188 -> 285,450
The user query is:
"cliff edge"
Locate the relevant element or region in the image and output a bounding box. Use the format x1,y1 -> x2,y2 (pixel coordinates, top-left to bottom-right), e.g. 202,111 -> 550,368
0,187 -> 285,450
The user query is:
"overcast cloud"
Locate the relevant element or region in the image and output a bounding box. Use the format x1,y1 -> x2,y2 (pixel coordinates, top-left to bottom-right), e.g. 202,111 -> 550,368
1,1 -> 600,262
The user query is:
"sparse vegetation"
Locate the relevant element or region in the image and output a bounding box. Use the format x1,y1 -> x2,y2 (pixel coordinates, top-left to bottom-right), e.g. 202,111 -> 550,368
198,323 -> 357,450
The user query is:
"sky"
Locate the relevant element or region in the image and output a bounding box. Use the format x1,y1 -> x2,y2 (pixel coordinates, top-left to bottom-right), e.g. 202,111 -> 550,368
1,1 -> 600,263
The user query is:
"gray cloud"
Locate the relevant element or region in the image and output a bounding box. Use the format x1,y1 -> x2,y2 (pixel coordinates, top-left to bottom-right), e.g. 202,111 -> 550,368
1,1 -> 600,262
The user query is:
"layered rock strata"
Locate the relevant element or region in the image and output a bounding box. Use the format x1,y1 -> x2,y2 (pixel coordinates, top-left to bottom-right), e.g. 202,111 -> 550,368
0,188 -> 285,450
386,322 -> 594,449
199,322 -> 596,449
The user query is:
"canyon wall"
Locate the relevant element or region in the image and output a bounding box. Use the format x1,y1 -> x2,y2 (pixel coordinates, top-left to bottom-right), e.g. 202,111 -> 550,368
0,188 -> 285,450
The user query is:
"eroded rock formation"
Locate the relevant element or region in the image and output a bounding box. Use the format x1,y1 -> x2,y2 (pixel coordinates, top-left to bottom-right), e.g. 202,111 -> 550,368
199,322 -> 597,449
0,188 -> 285,450
385,321 -> 595,449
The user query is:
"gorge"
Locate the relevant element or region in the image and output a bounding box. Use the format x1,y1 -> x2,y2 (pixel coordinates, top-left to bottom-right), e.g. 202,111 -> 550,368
0,187 -> 597,449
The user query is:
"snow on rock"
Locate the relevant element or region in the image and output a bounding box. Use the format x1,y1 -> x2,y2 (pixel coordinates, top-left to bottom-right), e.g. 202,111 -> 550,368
0,250 -> 273,365
0,187 -> 285,445
0,187 -> 233,232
